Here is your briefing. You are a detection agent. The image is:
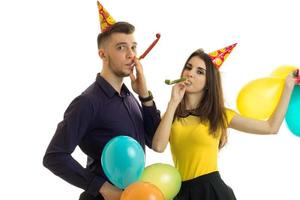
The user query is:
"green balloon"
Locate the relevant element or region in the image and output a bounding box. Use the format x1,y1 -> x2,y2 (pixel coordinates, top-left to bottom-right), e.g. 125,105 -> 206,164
141,163 -> 181,200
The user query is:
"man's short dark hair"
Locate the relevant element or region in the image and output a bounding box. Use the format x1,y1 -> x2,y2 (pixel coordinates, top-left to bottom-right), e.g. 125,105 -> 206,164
97,22 -> 135,49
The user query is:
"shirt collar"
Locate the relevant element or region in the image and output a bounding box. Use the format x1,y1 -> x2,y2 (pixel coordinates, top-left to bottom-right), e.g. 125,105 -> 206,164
96,74 -> 131,98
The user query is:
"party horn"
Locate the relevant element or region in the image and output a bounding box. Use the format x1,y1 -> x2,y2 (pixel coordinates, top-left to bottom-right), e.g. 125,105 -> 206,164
165,78 -> 187,85
139,33 -> 161,60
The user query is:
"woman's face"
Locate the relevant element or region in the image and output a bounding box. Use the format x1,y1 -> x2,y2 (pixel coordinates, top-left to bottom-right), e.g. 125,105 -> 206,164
182,56 -> 207,94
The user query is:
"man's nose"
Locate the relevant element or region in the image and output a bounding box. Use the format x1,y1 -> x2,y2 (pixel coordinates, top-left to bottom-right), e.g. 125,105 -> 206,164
127,49 -> 136,59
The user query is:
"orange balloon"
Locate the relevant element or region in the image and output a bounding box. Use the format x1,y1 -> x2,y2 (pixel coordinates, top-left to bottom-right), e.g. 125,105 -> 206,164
120,181 -> 164,200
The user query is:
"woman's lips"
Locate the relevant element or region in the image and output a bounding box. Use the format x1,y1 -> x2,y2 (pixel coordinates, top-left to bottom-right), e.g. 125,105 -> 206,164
185,79 -> 192,86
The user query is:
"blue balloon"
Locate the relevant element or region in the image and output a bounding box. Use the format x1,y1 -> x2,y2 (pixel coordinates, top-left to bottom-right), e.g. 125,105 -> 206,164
101,136 -> 145,189
285,85 -> 300,137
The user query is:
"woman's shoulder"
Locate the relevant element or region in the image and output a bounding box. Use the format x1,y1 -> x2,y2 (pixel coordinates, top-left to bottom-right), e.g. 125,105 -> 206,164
225,107 -> 237,114
224,108 -> 238,123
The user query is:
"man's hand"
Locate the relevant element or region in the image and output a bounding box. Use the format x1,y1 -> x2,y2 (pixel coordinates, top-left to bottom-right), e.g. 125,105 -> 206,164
129,57 -> 148,97
99,181 -> 122,200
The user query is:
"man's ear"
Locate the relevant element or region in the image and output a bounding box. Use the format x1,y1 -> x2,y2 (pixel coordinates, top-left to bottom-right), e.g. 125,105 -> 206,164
98,48 -> 107,60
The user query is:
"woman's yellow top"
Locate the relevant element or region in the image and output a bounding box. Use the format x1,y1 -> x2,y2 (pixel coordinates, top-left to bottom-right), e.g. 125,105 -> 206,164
169,109 -> 236,181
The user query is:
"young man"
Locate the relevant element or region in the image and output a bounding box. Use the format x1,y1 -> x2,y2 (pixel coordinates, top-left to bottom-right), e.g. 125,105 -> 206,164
43,3 -> 160,200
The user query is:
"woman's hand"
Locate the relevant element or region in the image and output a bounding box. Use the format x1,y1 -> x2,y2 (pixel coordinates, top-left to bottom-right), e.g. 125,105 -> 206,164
286,69 -> 300,87
229,69 -> 299,135
170,82 -> 187,105
285,71 -> 297,89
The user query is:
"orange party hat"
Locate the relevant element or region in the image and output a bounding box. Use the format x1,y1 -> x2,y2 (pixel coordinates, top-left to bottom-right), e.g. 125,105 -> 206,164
208,43 -> 237,69
97,1 -> 116,32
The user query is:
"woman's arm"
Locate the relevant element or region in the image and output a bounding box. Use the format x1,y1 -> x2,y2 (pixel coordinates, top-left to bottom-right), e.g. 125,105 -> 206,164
152,83 -> 186,152
229,73 -> 296,134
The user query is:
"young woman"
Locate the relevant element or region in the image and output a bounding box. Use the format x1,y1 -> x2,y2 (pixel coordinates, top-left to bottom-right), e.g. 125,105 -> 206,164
152,49 -> 297,200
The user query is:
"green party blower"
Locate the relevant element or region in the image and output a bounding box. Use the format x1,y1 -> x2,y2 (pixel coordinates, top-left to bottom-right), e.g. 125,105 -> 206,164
165,78 -> 187,85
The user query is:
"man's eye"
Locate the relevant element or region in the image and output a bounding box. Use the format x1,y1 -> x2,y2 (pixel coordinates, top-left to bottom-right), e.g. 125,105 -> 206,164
117,46 -> 125,50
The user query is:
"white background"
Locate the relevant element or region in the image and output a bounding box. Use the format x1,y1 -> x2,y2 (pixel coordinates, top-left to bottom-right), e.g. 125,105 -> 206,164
1,0 -> 300,199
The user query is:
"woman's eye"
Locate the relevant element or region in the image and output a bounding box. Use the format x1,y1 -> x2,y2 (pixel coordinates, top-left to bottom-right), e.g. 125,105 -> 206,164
197,70 -> 205,75
184,66 -> 192,70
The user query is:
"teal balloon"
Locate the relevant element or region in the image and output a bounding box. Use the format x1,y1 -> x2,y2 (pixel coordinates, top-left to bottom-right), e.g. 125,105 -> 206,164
101,136 -> 145,189
285,85 -> 300,137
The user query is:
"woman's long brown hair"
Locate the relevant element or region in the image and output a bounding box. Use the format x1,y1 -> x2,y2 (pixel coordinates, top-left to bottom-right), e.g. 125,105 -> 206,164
175,49 -> 229,148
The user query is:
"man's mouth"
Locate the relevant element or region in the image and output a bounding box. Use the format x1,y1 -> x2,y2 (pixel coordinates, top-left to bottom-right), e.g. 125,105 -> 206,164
125,63 -> 134,70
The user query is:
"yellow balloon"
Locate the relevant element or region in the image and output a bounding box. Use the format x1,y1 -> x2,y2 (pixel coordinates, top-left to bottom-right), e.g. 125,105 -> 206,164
271,65 -> 298,79
237,77 -> 284,120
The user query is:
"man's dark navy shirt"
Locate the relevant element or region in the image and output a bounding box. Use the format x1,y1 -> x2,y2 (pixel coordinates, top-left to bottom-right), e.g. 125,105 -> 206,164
43,74 -> 161,197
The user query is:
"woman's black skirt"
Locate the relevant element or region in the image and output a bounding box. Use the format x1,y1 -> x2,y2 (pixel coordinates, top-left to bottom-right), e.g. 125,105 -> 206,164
174,171 -> 237,200
79,192 -> 104,200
